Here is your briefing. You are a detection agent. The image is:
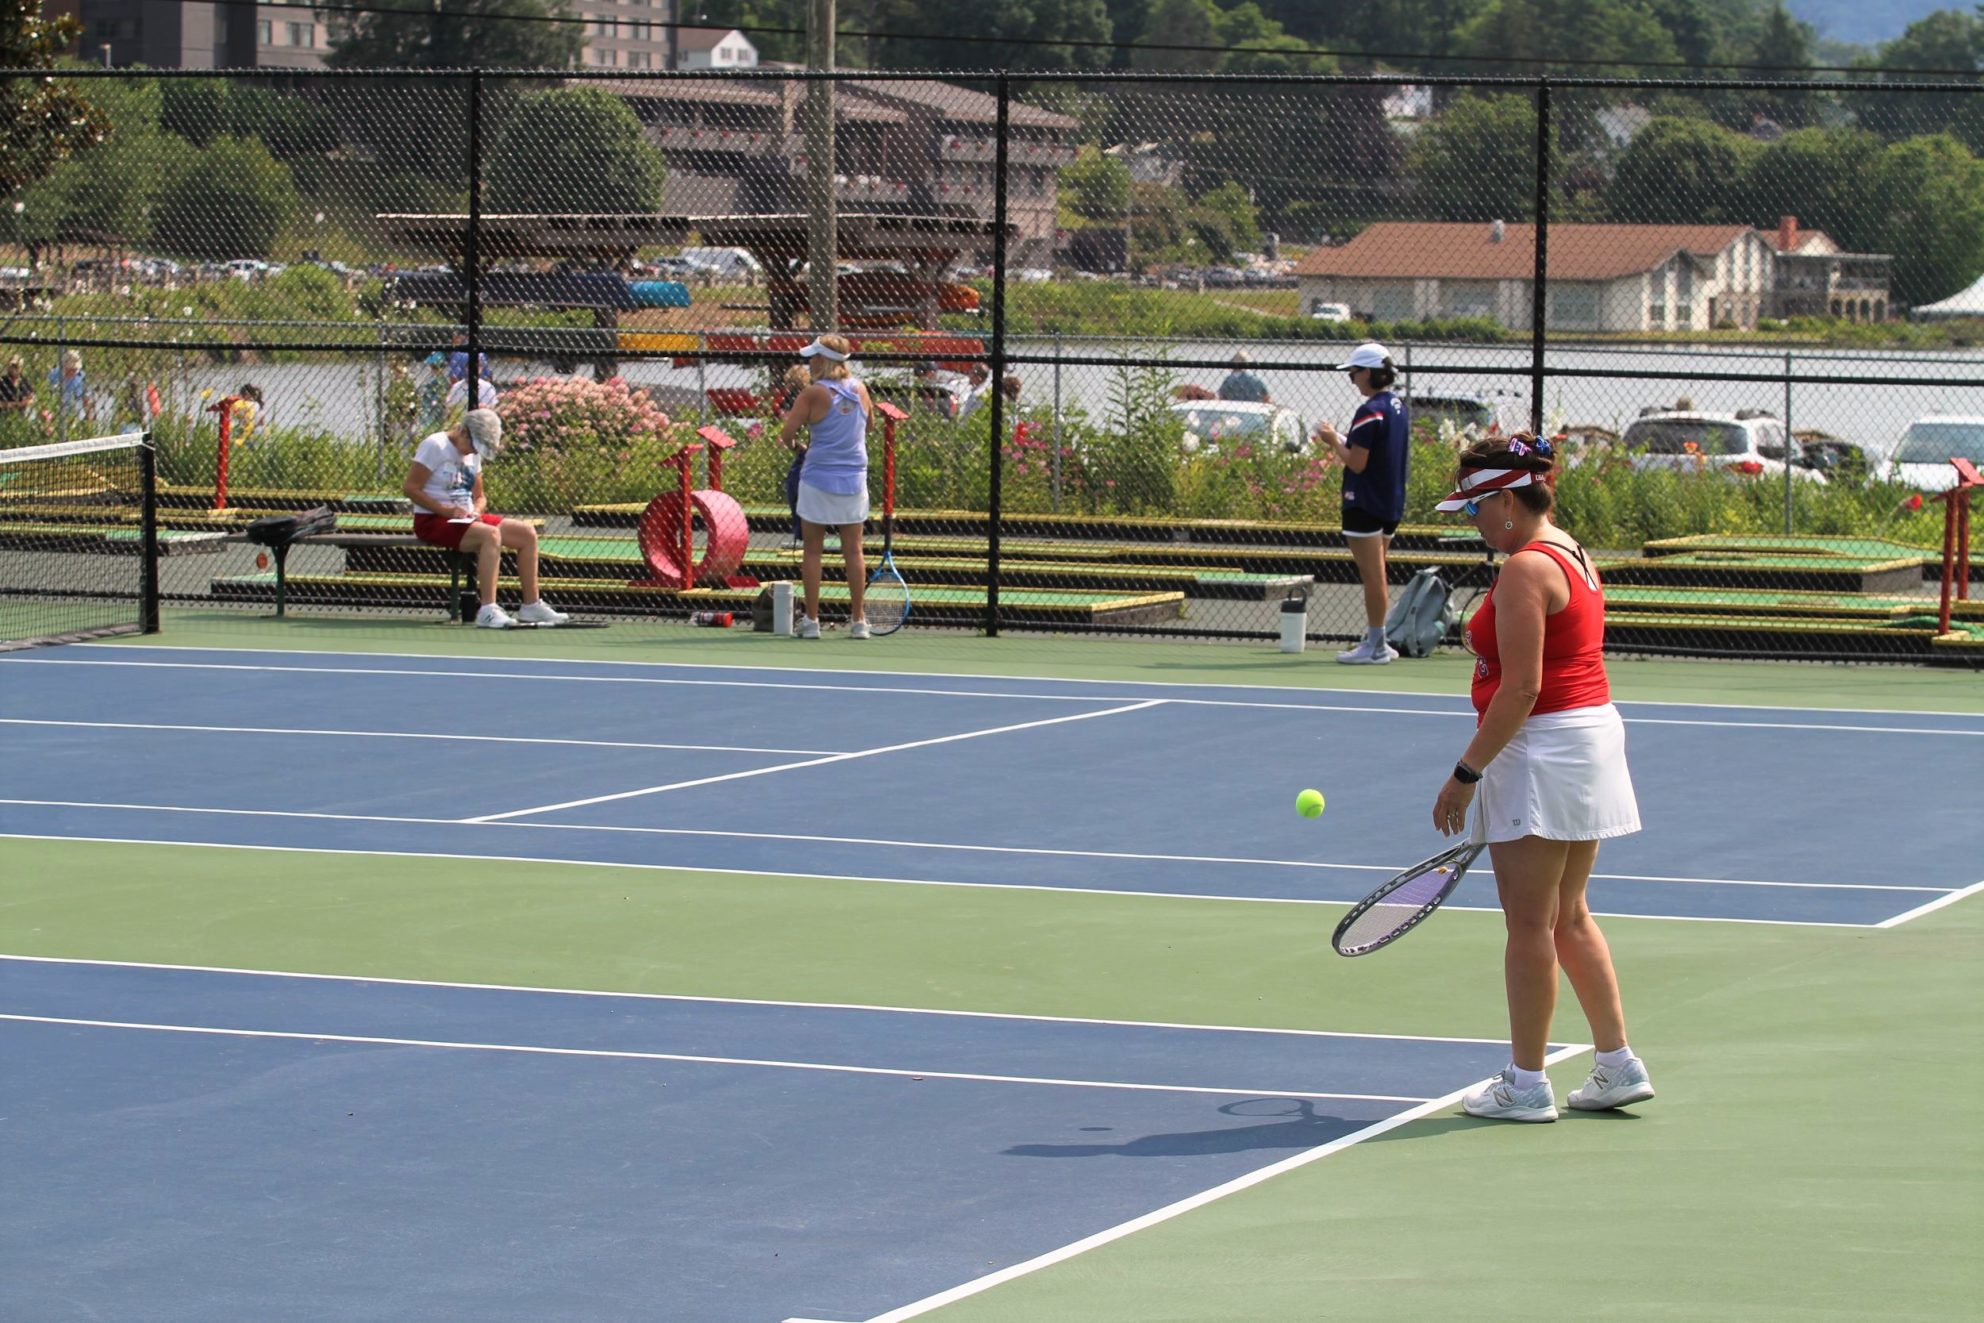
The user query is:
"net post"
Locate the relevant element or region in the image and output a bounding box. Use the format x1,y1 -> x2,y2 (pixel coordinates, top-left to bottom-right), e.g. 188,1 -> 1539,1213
139,431 -> 160,635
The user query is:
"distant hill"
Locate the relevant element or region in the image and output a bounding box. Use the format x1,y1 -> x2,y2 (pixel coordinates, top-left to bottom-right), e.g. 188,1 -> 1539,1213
1786,0 -> 1955,46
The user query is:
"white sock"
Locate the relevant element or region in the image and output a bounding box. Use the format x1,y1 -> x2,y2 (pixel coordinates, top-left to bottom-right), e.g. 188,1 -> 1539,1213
1507,1064 -> 1547,1090
1368,626 -> 1386,644
1595,1046 -> 1635,1069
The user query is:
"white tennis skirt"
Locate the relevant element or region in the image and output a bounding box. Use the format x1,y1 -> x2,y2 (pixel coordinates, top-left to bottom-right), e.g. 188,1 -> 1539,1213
1470,703 -> 1641,845
795,481 -> 869,528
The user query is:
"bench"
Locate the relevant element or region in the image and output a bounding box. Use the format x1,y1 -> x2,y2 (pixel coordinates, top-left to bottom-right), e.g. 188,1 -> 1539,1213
233,527 -> 474,619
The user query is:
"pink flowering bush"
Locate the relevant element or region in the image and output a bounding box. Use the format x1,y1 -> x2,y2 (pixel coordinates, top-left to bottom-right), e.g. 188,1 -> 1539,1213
490,375 -> 695,510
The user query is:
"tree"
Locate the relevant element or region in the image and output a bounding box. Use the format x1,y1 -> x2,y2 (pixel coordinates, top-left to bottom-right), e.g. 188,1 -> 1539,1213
1456,0 -> 1682,77
1605,116 -> 1761,224
1405,93 -> 1539,222
1061,146 -> 1133,220
152,135 -> 299,260
14,74 -> 183,249
0,3 -> 111,198
1854,9 -> 1984,152
1870,133 -> 1984,307
1195,180 -> 1261,251
486,87 -> 666,214
321,0 -> 584,192
860,0 -> 1114,72
1739,126 -> 1885,253
1740,2 -> 1819,130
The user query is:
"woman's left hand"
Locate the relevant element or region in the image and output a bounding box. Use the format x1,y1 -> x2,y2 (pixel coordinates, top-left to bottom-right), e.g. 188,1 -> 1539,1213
1433,776 -> 1475,837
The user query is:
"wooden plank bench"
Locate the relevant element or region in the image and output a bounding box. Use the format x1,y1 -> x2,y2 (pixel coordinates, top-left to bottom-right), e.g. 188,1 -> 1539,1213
227,529 -> 474,619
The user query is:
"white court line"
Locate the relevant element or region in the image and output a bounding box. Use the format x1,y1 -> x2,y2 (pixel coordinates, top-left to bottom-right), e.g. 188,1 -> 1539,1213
0,799 -> 1948,894
0,954 -> 1518,1045
1874,878 -> 1984,928
0,718 -> 841,757
462,699 -> 1168,823
811,1043 -> 1594,1323
61,642 -> 1984,722
22,652 -> 1984,734
0,832 -> 1878,928
0,1014 -> 1431,1104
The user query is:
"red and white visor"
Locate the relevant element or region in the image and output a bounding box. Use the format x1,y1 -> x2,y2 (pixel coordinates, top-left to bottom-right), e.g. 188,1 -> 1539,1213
1434,465 -> 1538,512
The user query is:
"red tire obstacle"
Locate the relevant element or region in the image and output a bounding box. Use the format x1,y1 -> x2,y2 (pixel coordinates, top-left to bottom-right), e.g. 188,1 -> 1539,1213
630,424 -> 757,590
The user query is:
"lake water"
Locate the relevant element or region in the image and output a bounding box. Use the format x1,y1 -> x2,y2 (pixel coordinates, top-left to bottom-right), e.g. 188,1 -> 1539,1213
145,336 -> 1984,460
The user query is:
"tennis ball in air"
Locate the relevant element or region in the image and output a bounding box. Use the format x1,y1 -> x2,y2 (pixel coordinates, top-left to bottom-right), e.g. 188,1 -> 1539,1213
1295,788 -> 1326,819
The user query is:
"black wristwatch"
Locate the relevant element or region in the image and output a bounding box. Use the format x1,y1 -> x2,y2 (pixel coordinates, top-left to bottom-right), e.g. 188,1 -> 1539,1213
1452,761 -> 1482,784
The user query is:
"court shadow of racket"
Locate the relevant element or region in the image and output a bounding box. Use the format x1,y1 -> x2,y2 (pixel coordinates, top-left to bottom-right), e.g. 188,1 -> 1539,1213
1004,1098 -> 1352,1159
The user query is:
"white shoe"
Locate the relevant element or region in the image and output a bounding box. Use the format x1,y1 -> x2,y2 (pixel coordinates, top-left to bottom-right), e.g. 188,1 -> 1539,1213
1462,1069 -> 1558,1122
848,619 -> 871,639
475,603 -> 515,629
796,616 -> 821,639
516,599 -> 569,626
1335,637 -> 1399,665
1567,1056 -> 1656,1111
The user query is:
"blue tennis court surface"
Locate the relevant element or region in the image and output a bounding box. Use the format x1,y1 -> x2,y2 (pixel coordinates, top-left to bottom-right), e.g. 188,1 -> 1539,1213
2,956 -> 1564,1323
3,645 -> 1979,927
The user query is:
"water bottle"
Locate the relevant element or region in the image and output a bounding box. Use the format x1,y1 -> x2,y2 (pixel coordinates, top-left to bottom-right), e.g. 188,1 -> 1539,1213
690,610 -> 733,628
1278,590 -> 1308,653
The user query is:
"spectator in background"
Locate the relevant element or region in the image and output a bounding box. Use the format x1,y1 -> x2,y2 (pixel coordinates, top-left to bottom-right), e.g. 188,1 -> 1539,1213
912,361 -> 958,418
955,362 -> 994,423
1217,351 -> 1270,403
415,352 -> 448,434
1314,341 -> 1410,665
230,384 -> 265,444
0,357 -> 34,414
447,358 -> 499,412
49,351 -> 91,426
1173,383 -> 1217,402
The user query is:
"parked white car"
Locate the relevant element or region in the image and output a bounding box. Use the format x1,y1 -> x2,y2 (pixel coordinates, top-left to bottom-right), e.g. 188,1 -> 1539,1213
1173,401 -> 1311,456
1620,409 -> 1824,482
1882,415 -> 1984,493
1309,301 -> 1352,322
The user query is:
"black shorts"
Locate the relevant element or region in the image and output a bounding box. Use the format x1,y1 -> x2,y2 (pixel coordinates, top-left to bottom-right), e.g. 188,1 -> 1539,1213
1342,507 -> 1400,538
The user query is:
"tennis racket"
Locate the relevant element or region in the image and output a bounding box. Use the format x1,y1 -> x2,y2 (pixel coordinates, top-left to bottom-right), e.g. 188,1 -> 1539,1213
1331,841 -> 1485,957
864,403 -> 909,635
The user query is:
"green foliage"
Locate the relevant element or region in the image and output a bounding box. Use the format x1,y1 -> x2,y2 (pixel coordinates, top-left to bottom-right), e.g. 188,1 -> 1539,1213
151,135 -> 299,260
1871,133 -> 1984,307
0,7 -> 112,196
1195,181 -> 1262,252
1605,116 -> 1762,223
1406,93 -> 1539,222
1061,146 -> 1133,221
161,80 -> 337,160
1456,0 -> 1682,76
322,0 -> 583,69
12,74 -> 187,247
486,87 -> 667,215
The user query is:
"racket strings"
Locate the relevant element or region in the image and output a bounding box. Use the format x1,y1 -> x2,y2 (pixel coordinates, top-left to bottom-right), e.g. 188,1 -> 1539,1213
1332,847 -> 1478,956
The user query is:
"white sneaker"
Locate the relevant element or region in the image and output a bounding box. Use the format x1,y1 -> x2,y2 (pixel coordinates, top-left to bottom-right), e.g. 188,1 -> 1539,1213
1335,637 -> 1399,665
796,616 -> 821,639
1462,1069 -> 1558,1123
1567,1056 -> 1656,1111
516,599 -> 569,626
475,603 -> 515,629
848,619 -> 871,639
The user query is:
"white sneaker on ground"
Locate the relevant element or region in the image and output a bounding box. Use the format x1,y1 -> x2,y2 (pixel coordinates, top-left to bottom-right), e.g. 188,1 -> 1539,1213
1335,637 -> 1399,665
848,619 -> 871,639
516,599 -> 569,626
475,603 -> 515,629
1462,1069 -> 1559,1122
1567,1056 -> 1656,1111
797,616 -> 821,639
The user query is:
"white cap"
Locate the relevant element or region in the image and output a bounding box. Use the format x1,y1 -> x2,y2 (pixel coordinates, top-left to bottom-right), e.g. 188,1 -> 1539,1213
465,408 -> 503,458
798,338 -> 849,361
1336,342 -> 1392,370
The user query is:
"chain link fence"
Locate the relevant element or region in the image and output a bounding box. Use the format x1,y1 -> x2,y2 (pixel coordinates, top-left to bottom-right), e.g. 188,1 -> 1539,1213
2,68 -> 1979,661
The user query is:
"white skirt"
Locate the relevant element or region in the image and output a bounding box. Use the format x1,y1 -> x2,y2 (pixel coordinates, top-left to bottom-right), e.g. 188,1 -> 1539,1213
795,480 -> 869,528
1471,703 -> 1641,845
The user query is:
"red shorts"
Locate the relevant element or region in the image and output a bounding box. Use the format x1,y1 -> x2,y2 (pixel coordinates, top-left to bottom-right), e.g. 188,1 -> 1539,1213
413,511 -> 501,550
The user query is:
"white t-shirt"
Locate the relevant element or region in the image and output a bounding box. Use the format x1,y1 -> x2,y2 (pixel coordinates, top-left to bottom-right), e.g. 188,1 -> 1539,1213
412,432 -> 479,513
447,378 -> 499,409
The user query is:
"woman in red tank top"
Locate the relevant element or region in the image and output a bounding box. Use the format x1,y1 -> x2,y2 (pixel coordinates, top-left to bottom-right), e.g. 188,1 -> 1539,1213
1429,436 -> 1654,1124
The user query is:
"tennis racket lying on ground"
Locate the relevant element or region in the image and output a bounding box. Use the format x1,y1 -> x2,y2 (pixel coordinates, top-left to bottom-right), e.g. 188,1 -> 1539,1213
864,401 -> 910,635
1331,841 -> 1485,956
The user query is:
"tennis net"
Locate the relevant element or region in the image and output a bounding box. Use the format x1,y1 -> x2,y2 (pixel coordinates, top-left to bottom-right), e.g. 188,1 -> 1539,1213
0,433 -> 160,651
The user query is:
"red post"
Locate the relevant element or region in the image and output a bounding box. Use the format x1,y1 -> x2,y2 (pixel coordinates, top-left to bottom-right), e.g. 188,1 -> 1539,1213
207,395 -> 240,511
695,424 -> 737,494
1935,458 -> 1983,633
875,400 -> 907,519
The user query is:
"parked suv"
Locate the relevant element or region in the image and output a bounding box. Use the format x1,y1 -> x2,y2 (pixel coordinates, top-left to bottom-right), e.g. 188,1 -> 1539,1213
1620,408 -> 1823,482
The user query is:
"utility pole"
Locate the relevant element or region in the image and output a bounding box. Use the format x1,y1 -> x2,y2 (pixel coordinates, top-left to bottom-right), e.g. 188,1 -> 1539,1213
804,0 -> 838,332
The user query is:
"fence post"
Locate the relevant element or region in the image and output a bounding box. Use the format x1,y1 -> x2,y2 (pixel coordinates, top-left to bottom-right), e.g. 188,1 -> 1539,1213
1051,330 -> 1062,514
1783,352 -> 1794,536
1529,77 -> 1551,436
987,72 -> 1011,638
465,69 -> 482,427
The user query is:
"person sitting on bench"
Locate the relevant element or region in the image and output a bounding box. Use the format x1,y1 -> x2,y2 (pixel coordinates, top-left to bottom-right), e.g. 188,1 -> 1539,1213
403,408 -> 566,629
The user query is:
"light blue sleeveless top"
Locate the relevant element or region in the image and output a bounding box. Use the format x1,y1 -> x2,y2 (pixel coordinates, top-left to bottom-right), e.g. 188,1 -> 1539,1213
799,377 -> 869,495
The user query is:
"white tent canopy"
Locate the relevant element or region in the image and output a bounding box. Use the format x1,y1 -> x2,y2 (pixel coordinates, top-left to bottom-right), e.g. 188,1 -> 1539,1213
1912,273 -> 1984,319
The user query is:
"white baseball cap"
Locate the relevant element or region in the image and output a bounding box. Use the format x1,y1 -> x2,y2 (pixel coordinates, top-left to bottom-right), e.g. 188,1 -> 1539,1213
798,338 -> 849,361
464,408 -> 503,458
1336,342 -> 1392,370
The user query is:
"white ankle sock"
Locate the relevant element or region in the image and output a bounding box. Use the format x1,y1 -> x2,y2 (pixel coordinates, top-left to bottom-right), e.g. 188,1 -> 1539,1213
1595,1046 -> 1635,1069
1507,1064 -> 1547,1090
